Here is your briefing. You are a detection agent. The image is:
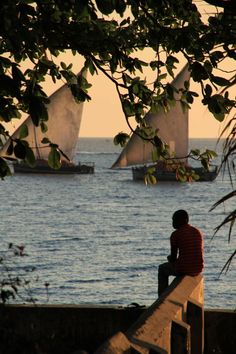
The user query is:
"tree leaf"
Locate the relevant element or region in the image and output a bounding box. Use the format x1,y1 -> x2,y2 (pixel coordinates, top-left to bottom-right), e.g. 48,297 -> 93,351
191,62 -> 208,82
211,75 -> 230,87
115,0 -> 126,15
114,132 -> 129,147
144,172 -> 156,185
205,84 -> 212,97
19,124 -> 28,139
95,0 -> 115,15
41,137 -> 50,144
0,157 -> 12,179
48,147 -> 61,169
6,140 -> 14,156
40,122 -> 48,133
24,147 -> 36,167
14,141 -> 27,159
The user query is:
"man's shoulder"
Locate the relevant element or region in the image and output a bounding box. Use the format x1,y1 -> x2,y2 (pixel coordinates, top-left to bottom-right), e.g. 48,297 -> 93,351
188,224 -> 202,234
171,229 -> 180,239
171,224 -> 203,238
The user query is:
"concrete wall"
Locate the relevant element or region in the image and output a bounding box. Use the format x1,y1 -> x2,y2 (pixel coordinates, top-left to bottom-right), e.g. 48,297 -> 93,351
95,275 -> 204,354
204,309 -> 236,354
0,298 -> 235,353
0,304 -> 144,354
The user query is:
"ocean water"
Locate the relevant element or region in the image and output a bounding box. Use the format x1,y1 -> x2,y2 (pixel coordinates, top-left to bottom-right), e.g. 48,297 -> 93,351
0,138 -> 235,309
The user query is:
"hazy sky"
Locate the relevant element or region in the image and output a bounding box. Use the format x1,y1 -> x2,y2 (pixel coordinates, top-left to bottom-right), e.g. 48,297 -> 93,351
78,68 -> 225,138
7,2 -> 233,139
77,1 -> 234,139
47,52 -> 228,139
8,53 -> 228,139
43,2 -> 232,139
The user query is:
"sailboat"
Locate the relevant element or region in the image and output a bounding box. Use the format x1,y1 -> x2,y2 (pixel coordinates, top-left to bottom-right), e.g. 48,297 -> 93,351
0,80 -> 94,174
112,65 -> 218,182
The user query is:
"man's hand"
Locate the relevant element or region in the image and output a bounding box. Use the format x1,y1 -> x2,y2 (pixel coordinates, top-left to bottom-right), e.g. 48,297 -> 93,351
167,254 -> 177,263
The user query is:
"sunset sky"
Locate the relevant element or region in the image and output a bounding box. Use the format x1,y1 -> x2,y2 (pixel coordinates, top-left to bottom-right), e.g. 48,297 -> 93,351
78,68 -> 225,138
39,3 -> 235,139
7,2 -> 233,139
76,1 -> 234,139
43,51 -> 230,139
7,56 -> 228,140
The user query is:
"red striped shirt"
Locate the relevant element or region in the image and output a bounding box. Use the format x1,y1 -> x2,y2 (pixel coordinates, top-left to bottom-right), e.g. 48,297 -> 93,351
171,224 -> 204,275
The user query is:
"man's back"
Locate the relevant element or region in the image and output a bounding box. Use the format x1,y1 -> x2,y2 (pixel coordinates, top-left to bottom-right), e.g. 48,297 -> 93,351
171,223 -> 204,275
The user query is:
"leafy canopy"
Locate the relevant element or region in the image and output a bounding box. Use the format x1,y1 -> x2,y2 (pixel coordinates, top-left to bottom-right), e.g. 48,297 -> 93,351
0,0 -> 235,179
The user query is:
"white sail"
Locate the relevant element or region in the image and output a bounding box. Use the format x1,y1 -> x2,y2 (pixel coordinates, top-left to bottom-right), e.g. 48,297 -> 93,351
112,64 -> 190,168
0,82 -> 85,162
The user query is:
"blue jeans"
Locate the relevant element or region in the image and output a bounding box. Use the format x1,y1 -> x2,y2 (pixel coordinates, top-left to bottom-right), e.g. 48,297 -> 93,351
158,262 -> 178,296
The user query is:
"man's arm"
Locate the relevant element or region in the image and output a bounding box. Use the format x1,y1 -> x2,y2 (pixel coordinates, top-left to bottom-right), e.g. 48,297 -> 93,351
167,246 -> 178,263
167,232 -> 178,262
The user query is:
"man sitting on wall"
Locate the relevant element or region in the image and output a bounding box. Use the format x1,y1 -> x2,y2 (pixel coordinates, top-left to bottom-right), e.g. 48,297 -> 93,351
158,209 -> 204,296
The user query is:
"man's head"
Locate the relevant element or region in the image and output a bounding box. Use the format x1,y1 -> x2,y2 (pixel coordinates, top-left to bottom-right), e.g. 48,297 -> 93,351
172,209 -> 189,229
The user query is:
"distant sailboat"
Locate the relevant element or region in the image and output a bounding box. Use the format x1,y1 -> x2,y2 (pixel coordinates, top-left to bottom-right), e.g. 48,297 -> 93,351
0,80 -> 94,174
112,65 -> 217,182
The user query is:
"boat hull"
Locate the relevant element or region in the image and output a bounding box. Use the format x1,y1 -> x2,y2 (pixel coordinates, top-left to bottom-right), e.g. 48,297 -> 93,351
13,161 -> 94,175
132,165 -> 218,182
